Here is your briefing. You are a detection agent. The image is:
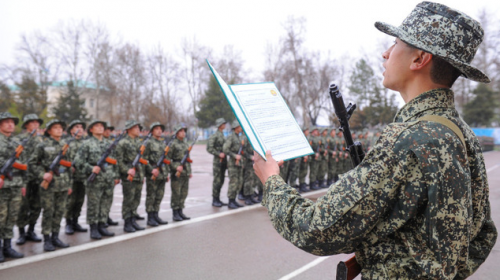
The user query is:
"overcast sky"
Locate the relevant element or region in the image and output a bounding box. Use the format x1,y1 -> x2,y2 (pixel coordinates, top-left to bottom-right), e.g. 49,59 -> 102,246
1,0 -> 499,76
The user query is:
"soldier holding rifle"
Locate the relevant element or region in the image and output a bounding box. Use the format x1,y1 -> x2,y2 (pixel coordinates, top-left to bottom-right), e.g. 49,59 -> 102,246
223,120 -> 245,209
206,118 -> 228,207
253,2 -> 497,279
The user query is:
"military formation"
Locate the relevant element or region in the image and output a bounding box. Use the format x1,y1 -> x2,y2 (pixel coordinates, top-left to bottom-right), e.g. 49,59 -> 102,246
0,112 -> 195,261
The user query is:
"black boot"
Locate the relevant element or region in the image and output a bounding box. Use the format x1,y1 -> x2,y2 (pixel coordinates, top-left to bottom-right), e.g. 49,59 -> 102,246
3,239 -> 24,258
334,175 -> 339,182
212,196 -> 227,207
65,218 -> 74,235
43,235 -> 55,252
107,217 -> 118,226
172,210 -> 183,221
244,196 -> 254,205
26,224 -> 42,242
131,218 -> 145,230
90,224 -> 102,240
228,199 -> 243,209
299,183 -> 309,193
0,240 -> 3,262
154,212 -> 168,225
310,180 -> 320,190
52,232 -> 69,248
147,212 -> 159,227
123,218 -> 136,233
16,227 -> 26,245
320,180 -> 328,188
98,222 -> 115,237
134,214 -> 145,220
72,218 -> 88,233
250,195 -> 260,204
257,192 -> 263,203
237,190 -> 245,201
178,209 -> 190,220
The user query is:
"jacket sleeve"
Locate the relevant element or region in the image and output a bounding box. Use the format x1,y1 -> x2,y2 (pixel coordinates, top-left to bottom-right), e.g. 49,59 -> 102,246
206,134 -> 218,156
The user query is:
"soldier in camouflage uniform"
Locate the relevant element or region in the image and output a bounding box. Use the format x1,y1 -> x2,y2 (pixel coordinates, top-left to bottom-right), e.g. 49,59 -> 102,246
307,126 -> 321,190
15,114 -> 44,246
115,120 -> 146,232
31,120 -> 72,251
0,112 -> 26,261
241,131 -> 260,205
65,119 -> 88,235
102,122 -> 119,226
167,124 -> 192,221
206,118 -> 228,207
317,127 -> 329,188
297,127 -> 310,193
254,3 -> 497,279
73,120 -> 116,240
223,120 -> 245,209
143,122 -> 169,226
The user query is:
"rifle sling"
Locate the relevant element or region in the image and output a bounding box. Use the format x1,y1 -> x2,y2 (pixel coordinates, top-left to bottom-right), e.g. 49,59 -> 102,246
417,115 -> 466,148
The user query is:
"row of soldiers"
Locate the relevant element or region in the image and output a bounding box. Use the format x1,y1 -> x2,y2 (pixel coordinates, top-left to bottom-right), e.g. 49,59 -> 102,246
0,112 -> 194,261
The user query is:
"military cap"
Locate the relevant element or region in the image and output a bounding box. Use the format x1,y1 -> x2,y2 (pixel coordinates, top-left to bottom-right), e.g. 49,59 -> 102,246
44,119 -> 67,136
173,123 -> 187,135
309,126 -> 318,132
66,119 -> 87,133
301,126 -> 309,132
124,120 -> 143,131
231,119 -> 241,129
375,1 -> 489,83
0,112 -> 19,125
87,120 -> 107,136
149,122 -> 165,132
21,114 -> 44,129
215,118 -> 227,128
105,122 -> 114,131
320,127 -> 329,133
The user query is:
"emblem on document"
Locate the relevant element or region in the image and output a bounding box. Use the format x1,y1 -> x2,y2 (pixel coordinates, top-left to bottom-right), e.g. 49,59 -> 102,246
270,90 -> 277,96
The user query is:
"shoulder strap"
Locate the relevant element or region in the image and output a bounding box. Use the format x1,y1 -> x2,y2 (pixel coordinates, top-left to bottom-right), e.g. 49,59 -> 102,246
417,115 -> 466,148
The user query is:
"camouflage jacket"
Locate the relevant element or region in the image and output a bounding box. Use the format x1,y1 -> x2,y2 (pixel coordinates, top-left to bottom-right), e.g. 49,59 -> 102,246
143,137 -> 169,180
67,138 -> 86,182
115,134 -> 145,182
308,136 -> 321,161
223,131 -> 244,167
104,136 -> 119,179
0,132 -> 25,188
167,138 -> 191,177
262,88 -> 497,279
30,136 -> 72,192
73,136 -> 116,183
14,131 -> 44,183
207,130 -> 227,164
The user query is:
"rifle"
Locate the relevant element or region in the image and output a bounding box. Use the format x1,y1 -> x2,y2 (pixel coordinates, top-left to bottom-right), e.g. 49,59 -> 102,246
329,83 -> 364,280
235,139 -> 244,166
41,129 -> 80,190
0,129 -> 36,184
87,131 -> 126,183
127,132 -> 152,182
175,136 -> 198,177
151,136 -> 174,181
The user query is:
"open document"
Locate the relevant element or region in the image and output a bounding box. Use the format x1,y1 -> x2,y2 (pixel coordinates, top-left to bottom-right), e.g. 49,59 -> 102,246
207,60 -> 313,161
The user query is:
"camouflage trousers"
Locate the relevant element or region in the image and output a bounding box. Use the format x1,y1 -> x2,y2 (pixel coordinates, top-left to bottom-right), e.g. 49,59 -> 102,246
212,158 -> 227,198
40,189 -> 68,235
298,158 -> 309,184
65,180 -> 86,220
121,180 -> 143,220
308,160 -> 320,183
227,164 -> 243,199
288,159 -> 300,187
243,163 -> 258,196
0,187 -> 22,239
317,158 -> 328,182
86,181 -> 113,224
328,156 -> 339,181
170,175 -> 189,210
102,183 -> 115,220
146,178 -> 166,212
17,180 -> 42,228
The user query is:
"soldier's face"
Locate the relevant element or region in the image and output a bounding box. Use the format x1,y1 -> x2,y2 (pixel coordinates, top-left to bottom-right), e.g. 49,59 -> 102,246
103,129 -> 111,138
25,120 -> 40,132
234,126 -> 242,134
219,123 -> 226,130
177,129 -> 186,140
128,125 -> 140,137
48,124 -> 63,138
152,126 -> 163,138
312,130 -> 319,136
382,38 -> 416,93
0,119 -> 15,135
71,124 -> 84,137
304,130 -> 309,136
322,131 -> 327,136
90,123 -> 104,136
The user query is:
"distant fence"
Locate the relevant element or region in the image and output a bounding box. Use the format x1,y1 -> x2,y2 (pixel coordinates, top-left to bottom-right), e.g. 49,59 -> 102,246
472,128 -> 500,152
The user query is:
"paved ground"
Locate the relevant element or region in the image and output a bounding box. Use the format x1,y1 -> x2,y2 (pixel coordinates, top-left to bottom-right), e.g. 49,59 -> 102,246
0,146 -> 499,279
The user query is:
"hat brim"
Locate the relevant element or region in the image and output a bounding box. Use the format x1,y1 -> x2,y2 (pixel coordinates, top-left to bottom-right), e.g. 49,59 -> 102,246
375,21 -> 490,83
22,118 -> 43,129
151,124 -> 165,132
67,122 -> 87,133
44,121 -> 67,136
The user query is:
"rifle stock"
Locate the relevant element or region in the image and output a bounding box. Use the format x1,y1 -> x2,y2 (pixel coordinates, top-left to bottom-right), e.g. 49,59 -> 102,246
175,136 -> 198,178
127,133 -> 152,182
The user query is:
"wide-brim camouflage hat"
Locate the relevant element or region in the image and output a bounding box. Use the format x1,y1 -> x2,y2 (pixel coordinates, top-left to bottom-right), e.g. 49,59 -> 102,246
87,120 -> 107,136
124,120 -> 143,131
66,119 -> 87,133
22,114 -> 43,128
375,1 -> 490,83
44,119 -> 67,136
215,118 -> 227,128
105,122 -> 114,131
0,112 -> 19,125
173,123 -> 187,135
149,122 -> 165,132
231,119 -> 241,129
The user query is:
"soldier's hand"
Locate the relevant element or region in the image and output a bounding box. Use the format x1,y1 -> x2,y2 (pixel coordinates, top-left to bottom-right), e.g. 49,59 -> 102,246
43,172 -> 53,183
315,153 -> 319,160
189,174 -> 193,178
166,176 -> 169,182
250,155 -> 254,161
219,152 -> 225,159
127,168 -> 136,177
71,167 -> 76,174
152,168 -> 160,178
21,187 -> 26,197
114,179 -> 120,185
332,151 -> 337,157
253,150 -> 280,185
176,165 -> 183,173
68,189 -> 73,195
0,178 -> 3,189
92,166 -> 101,174
235,154 -> 241,161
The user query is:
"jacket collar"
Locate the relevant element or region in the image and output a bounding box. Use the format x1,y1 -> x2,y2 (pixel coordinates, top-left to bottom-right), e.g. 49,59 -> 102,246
394,88 -> 455,123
